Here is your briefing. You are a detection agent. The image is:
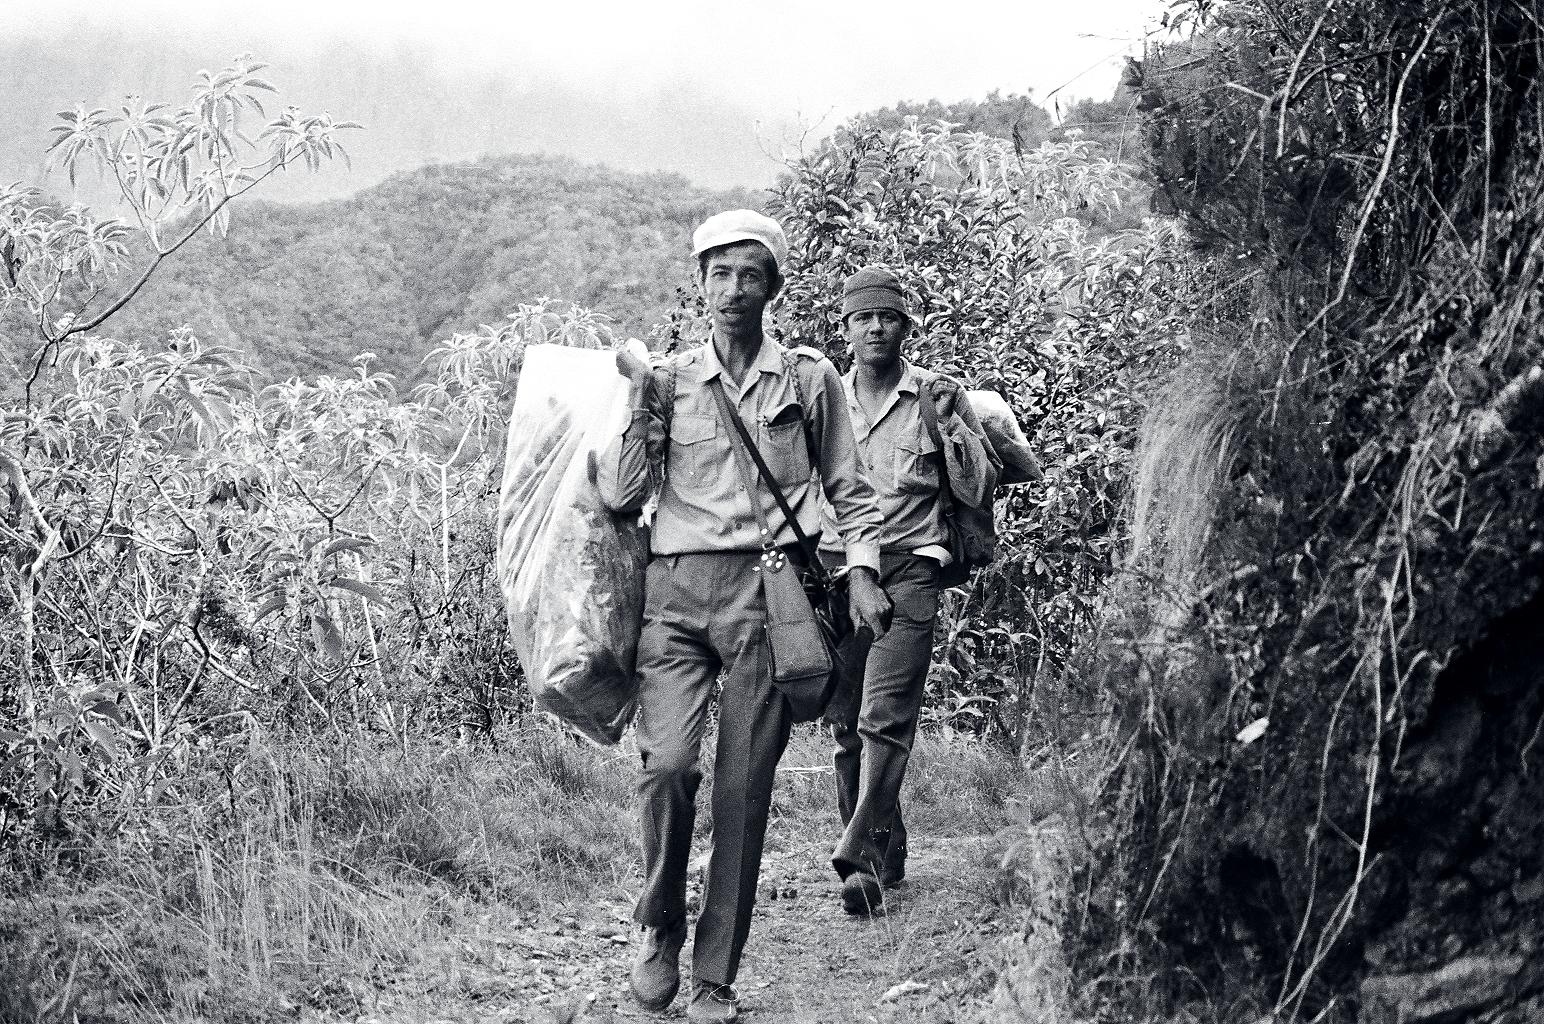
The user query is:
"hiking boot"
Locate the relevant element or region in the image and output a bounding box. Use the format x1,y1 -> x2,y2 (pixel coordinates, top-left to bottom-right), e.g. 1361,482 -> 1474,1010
841,870 -> 884,916
629,921 -> 687,1011
880,870 -> 906,890
687,980 -> 740,1023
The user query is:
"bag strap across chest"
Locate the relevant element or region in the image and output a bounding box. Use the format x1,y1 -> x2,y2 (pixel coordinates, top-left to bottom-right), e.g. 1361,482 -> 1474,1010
706,376 -> 829,586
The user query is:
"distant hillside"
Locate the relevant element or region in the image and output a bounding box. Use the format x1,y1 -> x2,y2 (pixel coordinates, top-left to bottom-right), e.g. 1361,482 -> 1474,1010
86,154 -> 758,380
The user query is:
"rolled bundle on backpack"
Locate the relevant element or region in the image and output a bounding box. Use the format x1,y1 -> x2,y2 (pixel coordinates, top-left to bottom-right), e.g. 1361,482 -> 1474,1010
966,390 -> 1040,485
496,343 -> 650,744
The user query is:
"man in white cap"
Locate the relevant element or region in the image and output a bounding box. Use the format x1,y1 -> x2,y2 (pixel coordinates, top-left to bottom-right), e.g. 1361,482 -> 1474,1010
597,210 -> 892,1022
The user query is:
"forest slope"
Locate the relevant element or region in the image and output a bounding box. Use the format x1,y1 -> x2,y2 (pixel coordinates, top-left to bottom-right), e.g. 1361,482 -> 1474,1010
79,153 -> 754,381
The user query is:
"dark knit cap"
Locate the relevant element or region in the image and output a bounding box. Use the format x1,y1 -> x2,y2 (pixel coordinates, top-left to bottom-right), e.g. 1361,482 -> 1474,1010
841,266 -> 911,320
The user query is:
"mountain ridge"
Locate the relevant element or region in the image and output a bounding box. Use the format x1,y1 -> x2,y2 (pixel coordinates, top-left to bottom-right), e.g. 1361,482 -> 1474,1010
77,151 -> 759,381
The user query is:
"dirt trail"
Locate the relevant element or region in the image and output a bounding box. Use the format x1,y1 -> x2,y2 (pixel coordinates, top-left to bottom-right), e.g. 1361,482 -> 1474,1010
334,832 -> 1012,1024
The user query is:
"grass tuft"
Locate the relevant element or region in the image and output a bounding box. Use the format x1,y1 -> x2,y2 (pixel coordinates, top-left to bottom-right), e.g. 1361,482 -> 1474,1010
0,724 -> 641,1022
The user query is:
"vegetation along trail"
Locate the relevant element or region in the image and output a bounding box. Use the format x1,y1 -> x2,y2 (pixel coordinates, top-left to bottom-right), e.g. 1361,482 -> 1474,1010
31,2 -> 1544,1018
0,724 -> 1061,1022
320,731 -> 1046,1024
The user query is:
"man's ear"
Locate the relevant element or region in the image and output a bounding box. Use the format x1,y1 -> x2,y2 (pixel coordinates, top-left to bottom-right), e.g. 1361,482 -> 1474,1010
767,272 -> 785,305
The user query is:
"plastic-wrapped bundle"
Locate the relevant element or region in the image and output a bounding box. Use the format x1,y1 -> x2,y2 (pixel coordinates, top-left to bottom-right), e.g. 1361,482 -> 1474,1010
967,389 -> 1040,485
496,343 -> 649,744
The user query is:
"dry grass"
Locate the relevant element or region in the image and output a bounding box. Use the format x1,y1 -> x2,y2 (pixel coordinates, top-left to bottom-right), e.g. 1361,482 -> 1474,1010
0,725 -> 638,1024
0,718 -> 1033,1024
762,723 -> 1030,850
1124,337 -> 1245,623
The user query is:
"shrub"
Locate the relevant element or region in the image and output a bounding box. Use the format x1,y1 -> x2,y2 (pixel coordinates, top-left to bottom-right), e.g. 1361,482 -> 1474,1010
763,118 -> 1195,746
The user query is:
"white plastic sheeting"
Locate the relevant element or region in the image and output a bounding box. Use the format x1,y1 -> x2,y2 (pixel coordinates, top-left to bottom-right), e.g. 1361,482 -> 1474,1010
496,343 -> 649,744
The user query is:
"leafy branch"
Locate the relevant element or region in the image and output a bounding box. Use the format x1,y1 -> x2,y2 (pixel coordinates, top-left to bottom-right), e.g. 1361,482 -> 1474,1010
3,54 -> 361,404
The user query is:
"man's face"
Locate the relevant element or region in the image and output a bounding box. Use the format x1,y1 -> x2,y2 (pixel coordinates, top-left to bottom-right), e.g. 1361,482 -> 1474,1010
844,308 -> 909,373
699,241 -> 781,329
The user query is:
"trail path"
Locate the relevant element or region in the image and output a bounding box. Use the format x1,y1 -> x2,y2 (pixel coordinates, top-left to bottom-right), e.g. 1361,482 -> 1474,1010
336,832 -> 1012,1024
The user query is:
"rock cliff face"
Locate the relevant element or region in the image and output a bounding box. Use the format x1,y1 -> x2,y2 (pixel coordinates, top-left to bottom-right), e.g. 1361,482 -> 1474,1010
1092,2 -> 1544,1019
1355,593 -> 1544,1023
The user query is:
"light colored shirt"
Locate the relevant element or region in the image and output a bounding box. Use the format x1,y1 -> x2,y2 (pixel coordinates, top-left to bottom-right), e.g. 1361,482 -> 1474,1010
820,359 -> 992,559
596,333 -> 883,572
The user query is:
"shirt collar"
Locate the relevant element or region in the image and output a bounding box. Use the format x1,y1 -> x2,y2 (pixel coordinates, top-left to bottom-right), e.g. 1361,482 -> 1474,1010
841,358 -> 920,397
697,331 -> 785,385
842,358 -> 919,436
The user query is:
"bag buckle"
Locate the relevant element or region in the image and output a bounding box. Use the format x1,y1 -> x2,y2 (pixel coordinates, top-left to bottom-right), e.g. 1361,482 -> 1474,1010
758,543 -> 787,574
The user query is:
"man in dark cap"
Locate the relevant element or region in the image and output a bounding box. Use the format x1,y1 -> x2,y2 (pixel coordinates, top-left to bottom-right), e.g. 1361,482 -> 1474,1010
820,265 -> 995,915
597,212 -> 893,1022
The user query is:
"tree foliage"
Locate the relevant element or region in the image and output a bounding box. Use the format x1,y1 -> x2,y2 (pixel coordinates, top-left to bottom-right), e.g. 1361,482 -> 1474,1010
0,302 -> 622,845
760,117 -> 1193,743
0,54 -> 359,403
853,90 -> 1056,154
0,61 -> 595,846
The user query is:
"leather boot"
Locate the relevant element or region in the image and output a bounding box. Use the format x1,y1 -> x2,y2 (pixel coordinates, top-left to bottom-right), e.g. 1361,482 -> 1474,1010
687,980 -> 739,1023
629,921 -> 687,1010
841,870 -> 884,916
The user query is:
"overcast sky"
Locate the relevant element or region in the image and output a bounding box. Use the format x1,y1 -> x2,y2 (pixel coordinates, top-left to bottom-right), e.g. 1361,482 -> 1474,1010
4,0 -> 1167,193
9,0 -> 1160,114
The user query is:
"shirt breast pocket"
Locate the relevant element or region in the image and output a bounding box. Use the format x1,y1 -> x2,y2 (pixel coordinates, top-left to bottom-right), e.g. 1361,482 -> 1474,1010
757,402 -> 811,487
668,414 -> 718,491
893,428 -> 940,495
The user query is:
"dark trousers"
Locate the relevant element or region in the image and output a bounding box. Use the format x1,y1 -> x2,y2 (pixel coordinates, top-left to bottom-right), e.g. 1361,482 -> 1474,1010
830,553 -> 939,882
632,552 -> 792,988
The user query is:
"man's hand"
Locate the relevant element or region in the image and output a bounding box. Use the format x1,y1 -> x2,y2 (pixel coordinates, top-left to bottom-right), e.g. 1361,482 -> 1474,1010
616,347 -> 651,386
931,381 -> 959,422
845,566 -> 892,640
615,346 -> 654,409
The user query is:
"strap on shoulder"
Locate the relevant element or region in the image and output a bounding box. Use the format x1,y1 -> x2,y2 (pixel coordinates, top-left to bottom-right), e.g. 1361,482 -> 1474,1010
707,376 -> 827,580
779,349 -> 820,471
916,386 -> 956,514
639,359 -> 678,495
659,360 -> 677,431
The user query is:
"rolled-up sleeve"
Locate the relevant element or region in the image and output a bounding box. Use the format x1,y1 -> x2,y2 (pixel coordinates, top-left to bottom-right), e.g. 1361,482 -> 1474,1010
943,394 -> 995,510
808,360 -> 883,572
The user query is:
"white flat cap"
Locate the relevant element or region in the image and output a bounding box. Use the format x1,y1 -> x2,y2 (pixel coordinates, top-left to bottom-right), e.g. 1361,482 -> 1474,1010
691,209 -> 788,274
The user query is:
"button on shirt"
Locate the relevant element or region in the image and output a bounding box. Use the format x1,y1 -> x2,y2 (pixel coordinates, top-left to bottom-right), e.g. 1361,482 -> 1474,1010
820,359 -> 991,560
596,334 -> 883,573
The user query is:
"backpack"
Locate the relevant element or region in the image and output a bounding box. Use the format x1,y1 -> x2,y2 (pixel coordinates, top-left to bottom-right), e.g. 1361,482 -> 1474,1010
916,373 -> 1001,588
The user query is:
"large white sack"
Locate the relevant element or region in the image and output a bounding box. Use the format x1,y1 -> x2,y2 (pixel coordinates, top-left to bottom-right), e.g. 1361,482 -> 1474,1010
496,343 -> 649,744
967,390 -> 1040,485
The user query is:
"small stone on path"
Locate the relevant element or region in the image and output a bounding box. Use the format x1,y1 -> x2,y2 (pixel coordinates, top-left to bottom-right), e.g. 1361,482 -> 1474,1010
879,979 -> 931,1003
